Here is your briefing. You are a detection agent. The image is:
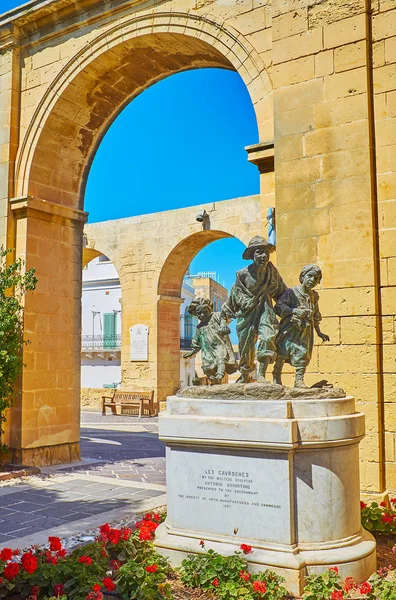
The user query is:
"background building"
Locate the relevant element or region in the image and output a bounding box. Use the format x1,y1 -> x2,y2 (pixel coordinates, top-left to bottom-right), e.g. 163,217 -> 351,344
81,255 -> 122,389
81,261 -> 229,391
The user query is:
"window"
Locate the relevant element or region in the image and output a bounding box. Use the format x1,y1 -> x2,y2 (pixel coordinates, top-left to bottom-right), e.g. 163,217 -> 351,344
103,312 -> 117,348
184,308 -> 197,339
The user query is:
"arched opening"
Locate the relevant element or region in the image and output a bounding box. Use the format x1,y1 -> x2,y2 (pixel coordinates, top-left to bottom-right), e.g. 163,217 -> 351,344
81,254 -> 122,408
9,14 -> 268,464
157,230 -> 247,400
18,24 -> 269,207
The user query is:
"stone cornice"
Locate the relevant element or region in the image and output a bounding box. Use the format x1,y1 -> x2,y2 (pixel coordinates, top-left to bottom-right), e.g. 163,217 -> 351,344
245,142 -> 275,174
10,196 -> 88,225
0,23 -> 20,52
0,0 -> 165,48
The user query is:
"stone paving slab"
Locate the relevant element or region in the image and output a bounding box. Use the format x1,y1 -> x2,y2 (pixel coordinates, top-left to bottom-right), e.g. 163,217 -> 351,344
0,413 -> 166,549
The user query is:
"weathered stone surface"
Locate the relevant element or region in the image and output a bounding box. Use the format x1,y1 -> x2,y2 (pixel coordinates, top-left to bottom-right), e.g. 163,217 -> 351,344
176,382 -> 346,400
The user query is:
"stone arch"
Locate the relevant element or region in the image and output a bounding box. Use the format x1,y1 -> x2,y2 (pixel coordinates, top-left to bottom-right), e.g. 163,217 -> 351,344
16,12 -> 271,208
157,229 -> 246,400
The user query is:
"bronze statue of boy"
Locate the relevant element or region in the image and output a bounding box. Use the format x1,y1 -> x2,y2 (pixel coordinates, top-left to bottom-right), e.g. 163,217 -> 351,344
220,236 -> 287,384
273,264 -> 330,388
183,297 -> 238,385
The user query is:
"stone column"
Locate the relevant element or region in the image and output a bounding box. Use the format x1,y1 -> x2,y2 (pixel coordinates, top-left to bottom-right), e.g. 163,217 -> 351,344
0,24 -> 20,248
157,295 -> 184,402
3,196 -> 87,466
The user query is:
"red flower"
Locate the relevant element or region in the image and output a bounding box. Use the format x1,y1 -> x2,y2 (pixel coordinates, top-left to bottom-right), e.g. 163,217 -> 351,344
53,584 -> 65,597
391,498 -> 396,504
382,513 -> 393,524
329,566 -> 339,574
0,578 -> 2,585
21,552 -> 38,574
252,581 -> 267,593
380,501 -> 387,507
239,570 -> 250,581
57,549 -> 67,558
108,529 -> 121,545
99,523 -> 111,543
138,528 -> 154,541
78,555 -> 93,565
111,560 -> 121,571
343,576 -> 356,592
199,540 -> 205,547
330,591 -> 343,600
103,577 -> 116,591
12,550 -> 20,556
360,501 -> 367,509
359,581 -> 372,594
100,549 -> 107,558
212,578 -> 219,587
0,548 -> 13,562
31,586 -> 40,595
48,536 -> 62,552
121,527 -> 133,541
153,513 -> 161,522
92,584 -> 101,592
86,592 -> 103,600
240,544 -> 252,554
145,564 -> 158,573
45,551 -> 58,565
3,562 -> 19,580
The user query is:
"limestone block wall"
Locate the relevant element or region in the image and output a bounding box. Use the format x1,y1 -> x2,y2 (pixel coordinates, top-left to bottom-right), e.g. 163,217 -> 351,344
273,0 -> 396,495
84,196 -> 262,404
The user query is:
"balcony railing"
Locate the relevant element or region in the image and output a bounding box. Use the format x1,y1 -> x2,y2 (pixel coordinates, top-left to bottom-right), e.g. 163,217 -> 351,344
82,334 -> 121,352
180,337 -> 193,350
82,335 -> 193,352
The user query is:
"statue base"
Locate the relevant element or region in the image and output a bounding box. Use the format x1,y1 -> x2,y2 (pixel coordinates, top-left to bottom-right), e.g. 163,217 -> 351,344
155,385 -> 376,595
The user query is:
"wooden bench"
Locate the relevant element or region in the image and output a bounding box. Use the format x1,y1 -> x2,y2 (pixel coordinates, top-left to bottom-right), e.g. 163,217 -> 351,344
102,390 -> 157,418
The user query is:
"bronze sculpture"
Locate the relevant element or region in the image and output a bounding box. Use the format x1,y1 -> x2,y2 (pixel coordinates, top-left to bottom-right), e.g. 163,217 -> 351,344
183,297 -> 238,385
273,264 -> 330,388
220,236 -> 287,384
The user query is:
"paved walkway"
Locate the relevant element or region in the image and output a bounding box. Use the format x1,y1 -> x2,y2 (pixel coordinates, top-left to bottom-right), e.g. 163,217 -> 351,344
0,412 -> 166,549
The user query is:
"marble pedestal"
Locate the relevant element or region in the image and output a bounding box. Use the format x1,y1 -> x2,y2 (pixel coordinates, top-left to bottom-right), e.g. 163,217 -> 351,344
155,386 -> 376,595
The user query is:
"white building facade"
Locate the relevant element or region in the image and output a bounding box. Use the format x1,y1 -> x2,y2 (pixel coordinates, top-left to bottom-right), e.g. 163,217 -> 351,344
81,256 -> 196,389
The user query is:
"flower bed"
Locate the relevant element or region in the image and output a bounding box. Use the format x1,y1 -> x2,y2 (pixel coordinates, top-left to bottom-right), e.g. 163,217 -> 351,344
0,502 -> 396,600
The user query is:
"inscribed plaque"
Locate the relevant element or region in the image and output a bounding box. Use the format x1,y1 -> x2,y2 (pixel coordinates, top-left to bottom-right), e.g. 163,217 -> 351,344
166,446 -> 292,545
130,324 -> 149,361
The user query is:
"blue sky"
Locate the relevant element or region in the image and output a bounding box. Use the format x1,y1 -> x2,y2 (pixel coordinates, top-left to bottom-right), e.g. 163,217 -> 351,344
2,0 -> 259,295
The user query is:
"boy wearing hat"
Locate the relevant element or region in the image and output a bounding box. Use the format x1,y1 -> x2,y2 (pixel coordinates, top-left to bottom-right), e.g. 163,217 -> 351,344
220,236 -> 287,384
